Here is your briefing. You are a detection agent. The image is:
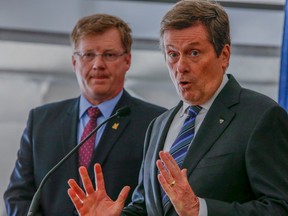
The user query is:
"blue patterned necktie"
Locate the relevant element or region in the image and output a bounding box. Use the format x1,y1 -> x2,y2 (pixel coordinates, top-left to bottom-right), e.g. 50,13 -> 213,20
161,105 -> 202,212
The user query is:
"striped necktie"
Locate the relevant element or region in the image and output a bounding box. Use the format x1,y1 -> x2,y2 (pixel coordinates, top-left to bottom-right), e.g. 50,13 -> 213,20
162,105 -> 202,212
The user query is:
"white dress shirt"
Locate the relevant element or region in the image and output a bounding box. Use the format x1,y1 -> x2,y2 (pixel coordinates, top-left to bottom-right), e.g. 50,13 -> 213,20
163,74 -> 228,216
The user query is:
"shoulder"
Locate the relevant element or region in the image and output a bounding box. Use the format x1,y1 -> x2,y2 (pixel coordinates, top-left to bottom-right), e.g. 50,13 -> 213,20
127,97 -> 167,124
222,75 -> 281,113
241,88 -> 278,106
236,87 -> 281,117
130,97 -> 167,113
30,97 -> 79,118
239,88 -> 287,121
120,90 -> 167,117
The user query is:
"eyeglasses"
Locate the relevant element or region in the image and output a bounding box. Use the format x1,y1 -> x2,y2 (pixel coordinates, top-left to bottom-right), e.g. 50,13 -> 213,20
73,51 -> 127,63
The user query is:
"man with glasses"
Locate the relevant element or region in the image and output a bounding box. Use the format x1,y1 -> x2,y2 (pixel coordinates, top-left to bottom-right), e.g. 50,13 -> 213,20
4,14 -> 166,216
67,1 -> 288,216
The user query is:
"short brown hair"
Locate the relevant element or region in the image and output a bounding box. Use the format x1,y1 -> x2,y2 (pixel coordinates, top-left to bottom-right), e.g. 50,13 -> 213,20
160,0 -> 230,57
70,14 -> 133,52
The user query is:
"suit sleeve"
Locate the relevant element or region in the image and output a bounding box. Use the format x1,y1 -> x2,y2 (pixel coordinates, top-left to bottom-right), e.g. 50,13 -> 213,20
3,110 -> 41,216
121,119 -> 158,216
205,106 -> 288,215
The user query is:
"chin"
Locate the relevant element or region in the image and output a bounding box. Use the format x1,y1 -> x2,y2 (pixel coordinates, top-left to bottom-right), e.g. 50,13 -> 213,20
182,94 -> 201,105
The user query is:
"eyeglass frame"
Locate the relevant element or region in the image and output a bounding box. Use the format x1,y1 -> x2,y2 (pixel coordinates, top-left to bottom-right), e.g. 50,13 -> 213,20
73,50 -> 127,63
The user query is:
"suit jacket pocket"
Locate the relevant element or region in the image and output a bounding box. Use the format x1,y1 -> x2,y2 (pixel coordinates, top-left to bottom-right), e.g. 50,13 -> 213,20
196,153 -> 233,169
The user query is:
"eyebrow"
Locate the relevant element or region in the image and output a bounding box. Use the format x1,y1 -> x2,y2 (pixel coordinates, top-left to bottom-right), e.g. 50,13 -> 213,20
165,45 -> 177,50
78,49 -> 119,53
165,41 -> 202,50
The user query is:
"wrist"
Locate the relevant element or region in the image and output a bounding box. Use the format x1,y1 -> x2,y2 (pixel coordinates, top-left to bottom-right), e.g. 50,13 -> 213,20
191,196 -> 200,215
179,196 -> 199,216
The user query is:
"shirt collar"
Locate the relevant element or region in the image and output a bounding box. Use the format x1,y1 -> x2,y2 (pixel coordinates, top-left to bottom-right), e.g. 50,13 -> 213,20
79,90 -> 123,119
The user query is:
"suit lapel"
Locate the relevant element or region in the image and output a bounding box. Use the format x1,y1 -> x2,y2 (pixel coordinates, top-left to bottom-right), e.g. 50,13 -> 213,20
151,103 -> 182,215
61,98 -> 80,180
182,75 -> 241,176
87,91 -> 132,175
182,100 -> 235,176
89,112 -> 130,168
165,75 -> 241,215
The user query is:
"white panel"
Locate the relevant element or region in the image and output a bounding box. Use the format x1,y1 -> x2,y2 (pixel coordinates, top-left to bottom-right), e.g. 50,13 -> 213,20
0,0 -> 284,46
227,7 -> 284,46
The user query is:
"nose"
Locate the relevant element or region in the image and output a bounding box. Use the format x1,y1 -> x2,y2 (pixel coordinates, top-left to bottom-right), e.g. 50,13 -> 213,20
176,55 -> 190,74
92,55 -> 106,70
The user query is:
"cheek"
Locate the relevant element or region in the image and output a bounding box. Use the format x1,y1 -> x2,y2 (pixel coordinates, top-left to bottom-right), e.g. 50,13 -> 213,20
79,65 -> 91,76
110,65 -> 127,83
168,68 -> 177,84
167,62 -> 176,76
74,66 -> 83,79
204,61 -> 222,80
168,70 -> 179,92
195,60 -> 213,80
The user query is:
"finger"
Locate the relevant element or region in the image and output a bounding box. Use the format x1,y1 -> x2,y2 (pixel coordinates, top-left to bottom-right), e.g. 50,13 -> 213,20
159,151 -> 181,177
94,163 -> 106,191
68,179 -> 86,200
116,186 -> 131,205
182,168 -> 188,177
180,168 -> 191,185
157,173 -> 175,200
161,151 -> 180,170
67,188 -> 83,211
159,151 -> 181,182
156,159 -> 166,174
156,159 -> 172,185
79,166 -> 95,195
166,152 -> 182,169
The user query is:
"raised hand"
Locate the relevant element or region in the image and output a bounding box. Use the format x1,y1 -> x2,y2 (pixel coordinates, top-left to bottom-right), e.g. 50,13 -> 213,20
156,151 -> 199,216
68,163 -> 130,216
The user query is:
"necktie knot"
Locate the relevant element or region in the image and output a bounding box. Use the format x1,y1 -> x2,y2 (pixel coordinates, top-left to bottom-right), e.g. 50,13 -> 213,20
188,105 -> 202,117
87,107 -> 101,119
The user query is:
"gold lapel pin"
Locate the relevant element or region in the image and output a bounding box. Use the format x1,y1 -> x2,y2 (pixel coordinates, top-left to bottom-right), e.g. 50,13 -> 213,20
219,118 -> 225,124
112,123 -> 119,130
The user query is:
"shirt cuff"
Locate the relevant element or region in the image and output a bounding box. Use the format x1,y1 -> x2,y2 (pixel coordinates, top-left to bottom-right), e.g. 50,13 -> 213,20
198,197 -> 208,216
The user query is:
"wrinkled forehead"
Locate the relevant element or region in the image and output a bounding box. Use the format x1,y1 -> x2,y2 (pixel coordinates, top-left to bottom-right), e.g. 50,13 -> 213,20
162,24 -> 210,48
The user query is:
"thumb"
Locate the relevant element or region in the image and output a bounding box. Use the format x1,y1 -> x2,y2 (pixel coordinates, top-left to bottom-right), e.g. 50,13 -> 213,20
116,186 -> 131,205
181,168 -> 188,176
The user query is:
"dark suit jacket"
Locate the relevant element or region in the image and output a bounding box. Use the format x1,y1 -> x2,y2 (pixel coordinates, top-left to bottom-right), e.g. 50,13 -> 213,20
4,90 -> 166,216
122,75 -> 288,216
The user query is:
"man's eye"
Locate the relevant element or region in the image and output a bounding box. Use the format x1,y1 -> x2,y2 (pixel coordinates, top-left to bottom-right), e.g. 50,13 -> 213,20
168,52 -> 179,58
190,50 -> 199,56
83,52 -> 95,58
103,53 -> 116,57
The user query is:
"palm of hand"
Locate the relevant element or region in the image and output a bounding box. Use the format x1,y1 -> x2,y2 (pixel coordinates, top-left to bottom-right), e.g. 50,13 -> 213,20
68,164 -> 130,216
78,190 -> 123,216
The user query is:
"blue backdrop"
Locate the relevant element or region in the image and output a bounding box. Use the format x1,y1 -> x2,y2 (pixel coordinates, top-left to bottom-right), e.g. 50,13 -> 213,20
279,0 -> 288,111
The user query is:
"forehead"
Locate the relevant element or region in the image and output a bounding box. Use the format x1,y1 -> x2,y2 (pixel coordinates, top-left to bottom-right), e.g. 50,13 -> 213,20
163,24 -> 210,49
76,28 -> 123,51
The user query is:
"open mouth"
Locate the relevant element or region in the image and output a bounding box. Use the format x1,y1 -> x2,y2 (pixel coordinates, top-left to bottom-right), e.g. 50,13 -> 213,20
180,81 -> 189,85
178,81 -> 191,90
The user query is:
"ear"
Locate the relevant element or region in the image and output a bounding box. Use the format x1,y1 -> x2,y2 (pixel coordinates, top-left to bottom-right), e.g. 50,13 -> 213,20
221,44 -> 230,70
124,52 -> 132,71
72,55 -> 76,72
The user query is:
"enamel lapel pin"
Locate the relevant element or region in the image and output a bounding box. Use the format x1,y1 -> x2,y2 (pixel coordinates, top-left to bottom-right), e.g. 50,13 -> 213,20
219,118 -> 225,124
112,123 -> 119,130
